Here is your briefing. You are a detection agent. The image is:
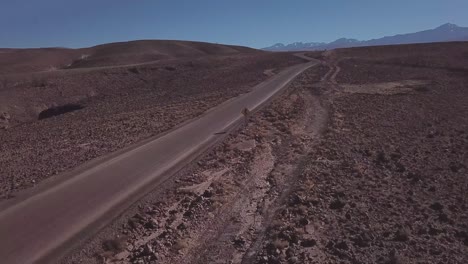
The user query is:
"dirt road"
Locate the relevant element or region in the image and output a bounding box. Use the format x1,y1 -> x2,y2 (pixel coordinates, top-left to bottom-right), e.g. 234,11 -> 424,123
66,45 -> 468,264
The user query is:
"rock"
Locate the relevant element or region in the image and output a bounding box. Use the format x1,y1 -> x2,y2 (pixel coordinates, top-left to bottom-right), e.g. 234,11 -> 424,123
289,194 -> 304,206
233,236 -> 246,248
449,162 -> 464,173
298,217 -> 309,226
428,226 -> 440,236
128,219 -> 138,230
352,233 -> 371,247
395,162 -> 406,172
335,241 -> 349,250
144,219 -> 158,229
456,231 -> 468,246
133,213 -> 145,221
438,212 -> 450,223
375,151 -> 387,164
385,249 -> 404,264
142,244 -> 154,256
300,239 -> 316,247
429,202 -> 443,211
0,112 -> 10,129
394,228 -> 410,242
329,199 -> 346,210
177,223 -> 187,231
202,189 -> 213,198
429,247 -> 442,256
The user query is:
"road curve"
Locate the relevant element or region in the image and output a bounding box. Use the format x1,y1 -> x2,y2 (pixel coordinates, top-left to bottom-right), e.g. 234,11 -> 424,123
0,55 -> 318,264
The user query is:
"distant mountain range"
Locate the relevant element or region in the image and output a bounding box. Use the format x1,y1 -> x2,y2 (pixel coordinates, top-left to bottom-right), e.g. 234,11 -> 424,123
264,23 -> 468,51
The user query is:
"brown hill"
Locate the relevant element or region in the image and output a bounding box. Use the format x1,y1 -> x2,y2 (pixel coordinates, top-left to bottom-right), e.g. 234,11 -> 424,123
0,48 -> 80,74
0,40 -> 259,74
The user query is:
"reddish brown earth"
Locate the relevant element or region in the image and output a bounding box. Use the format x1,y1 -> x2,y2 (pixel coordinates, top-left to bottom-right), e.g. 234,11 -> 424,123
0,42 -> 303,199
61,42 -> 467,264
0,40 -> 257,74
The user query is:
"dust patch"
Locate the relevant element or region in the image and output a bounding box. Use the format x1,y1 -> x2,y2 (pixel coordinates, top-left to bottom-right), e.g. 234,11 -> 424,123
263,69 -> 276,77
178,168 -> 229,196
231,139 -> 256,152
342,80 -> 430,95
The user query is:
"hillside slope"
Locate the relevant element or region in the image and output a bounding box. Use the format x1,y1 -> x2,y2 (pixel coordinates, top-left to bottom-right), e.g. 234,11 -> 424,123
0,40 -> 259,74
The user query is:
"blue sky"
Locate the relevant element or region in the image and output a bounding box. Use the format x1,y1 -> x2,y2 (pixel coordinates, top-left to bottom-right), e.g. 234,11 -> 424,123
1,0 -> 467,49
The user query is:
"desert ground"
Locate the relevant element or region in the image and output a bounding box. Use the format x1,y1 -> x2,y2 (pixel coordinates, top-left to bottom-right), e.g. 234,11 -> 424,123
58,42 -> 468,263
1,41 -> 467,263
0,41 -> 303,199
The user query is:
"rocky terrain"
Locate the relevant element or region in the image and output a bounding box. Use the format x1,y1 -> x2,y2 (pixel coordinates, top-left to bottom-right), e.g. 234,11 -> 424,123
61,56 -> 330,264
255,45 -> 468,263
0,49 -> 303,199
62,42 -> 467,264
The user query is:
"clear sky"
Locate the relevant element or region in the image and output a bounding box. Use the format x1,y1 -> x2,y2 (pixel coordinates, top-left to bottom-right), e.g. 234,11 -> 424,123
1,0 -> 467,49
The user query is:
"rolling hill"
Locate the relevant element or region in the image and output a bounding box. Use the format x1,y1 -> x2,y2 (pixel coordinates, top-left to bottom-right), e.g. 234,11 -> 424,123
0,40 -> 259,74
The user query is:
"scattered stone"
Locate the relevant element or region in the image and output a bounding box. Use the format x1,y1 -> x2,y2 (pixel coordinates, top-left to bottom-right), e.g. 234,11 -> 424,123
329,199 -> 346,210
429,202 -> 444,211
298,217 -> 309,226
233,235 -> 246,248
335,241 -> 349,250
352,232 -> 371,247
144,219 -> 158,229
288,256 -> 299,263
384,249 -> 403,264
375,151 -> 387,164
394,228 -> 410,242
289,193 -> 304,206
102,237 -> 126,253
438,212 -> 450,223
300,239 -> 316,247
142,244 -> 154,257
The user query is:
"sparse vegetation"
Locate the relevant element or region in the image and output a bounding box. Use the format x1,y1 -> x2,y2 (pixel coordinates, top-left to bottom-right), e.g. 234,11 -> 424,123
102,237 -> 127,253
128,67 -> 140,74
271,239 -> 289,250
0,75 -> 8,90
31,75 -> 47,87
414,86 -> 430,92
173,238 -> 189,251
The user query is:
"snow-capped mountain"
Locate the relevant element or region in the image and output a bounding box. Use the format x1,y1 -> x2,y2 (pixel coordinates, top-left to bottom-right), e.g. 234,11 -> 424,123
263,23 -> 468,51
263,42 -> 326,51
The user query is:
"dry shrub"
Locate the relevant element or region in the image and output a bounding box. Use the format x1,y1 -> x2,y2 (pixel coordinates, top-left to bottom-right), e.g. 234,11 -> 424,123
128,67 -> 140,74
0,75 -> 8,90
272,239 -> 289,250
31,75 -> 47,87
174,238 -> 189,251
102,236 -> 127,253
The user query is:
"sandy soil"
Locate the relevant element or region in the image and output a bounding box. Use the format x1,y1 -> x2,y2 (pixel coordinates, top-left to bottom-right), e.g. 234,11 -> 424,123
62,42 -> 467,264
